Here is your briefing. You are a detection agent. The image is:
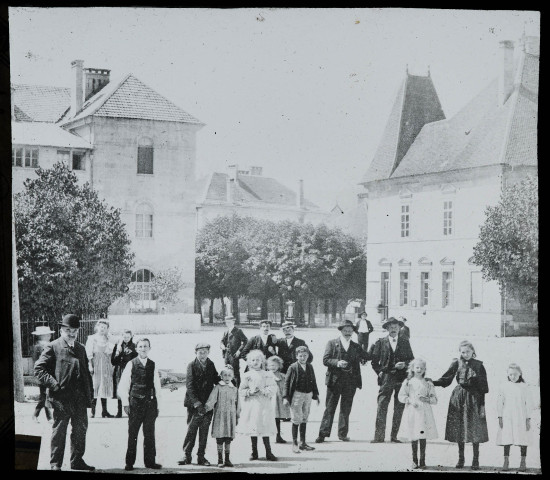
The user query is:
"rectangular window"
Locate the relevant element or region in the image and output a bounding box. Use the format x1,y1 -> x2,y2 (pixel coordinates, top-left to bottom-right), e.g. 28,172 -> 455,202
136,213 -> 153,237
442,271 -> 453,308
57,149 -> 70,164
13,147 -> 38,168
137,146 -> 154,174
399,272 -> 409,306
380,272 -> 389,319
471,271 -> 482,309
401,204 -> 410,237
443,201 -> 453,235
12,148 -> 23,167
420,272 -> 430,306
72,151 -> 85,170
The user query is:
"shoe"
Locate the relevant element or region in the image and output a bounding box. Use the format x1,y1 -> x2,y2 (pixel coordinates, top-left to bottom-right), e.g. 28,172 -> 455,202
115,412 -> 122,418
371,439 -> 384,443
249,452 -> 259,461
411,463 -> 419,470
224,458 -> 233,467
125,465 -> 133,471
314,436 -> 325,443
471,460 -> 480,471
502,457 -> 509,471
178,457 -> 192,465
456,459 -> 465,469
51,465 -> 61,471
419,462 -> 426,469
102,411 -> 114,418
197,457 -> 211,466
519,456 -> 527,472
276,434 -> 287,444
390,438 -> 402,443
300,443 -> 315,451
339,436 -> 350,442
292,443 -> 301,453
218,462 -> 224,468
32,415 -> 40,423
71,462 -> 95,471
145,463 -> 162,469
266,452 -> 278,461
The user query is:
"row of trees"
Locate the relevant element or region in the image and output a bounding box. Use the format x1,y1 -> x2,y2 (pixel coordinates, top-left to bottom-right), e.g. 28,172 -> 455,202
195,214 -> 367,323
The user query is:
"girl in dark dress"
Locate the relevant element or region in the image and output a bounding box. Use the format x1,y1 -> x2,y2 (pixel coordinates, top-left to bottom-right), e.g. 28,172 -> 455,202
431,340 -> 489,470
111,330 -> 138,417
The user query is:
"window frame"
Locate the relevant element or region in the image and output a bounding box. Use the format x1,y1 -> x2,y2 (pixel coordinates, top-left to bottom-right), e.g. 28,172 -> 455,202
129,268 -> 157,312
470,271 -> 483,309
442,271 -> 453,308
12,146 -> 39,169
399,271 -> 409,306
72,151 -> 86,171
420,271 -> 430,307
137,145 -> 154,175
400,203 -> 410,238
443,200 -> 453,236
135,204 -> 154,238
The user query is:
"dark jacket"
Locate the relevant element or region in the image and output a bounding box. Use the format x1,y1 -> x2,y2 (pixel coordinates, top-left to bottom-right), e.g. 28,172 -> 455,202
323,337 -> 368,390
399,325 -> 411,340
221,327 -> 248,364
433,358 -> 489,396
111,340 -> 138,370
276,336 -> 313,373
183,357 -> 220,408
241,333 -> 278,360
283,361 -> 319,402
370,335 -> 414,383
355,319 -> 374,335
34,337 -> 94,407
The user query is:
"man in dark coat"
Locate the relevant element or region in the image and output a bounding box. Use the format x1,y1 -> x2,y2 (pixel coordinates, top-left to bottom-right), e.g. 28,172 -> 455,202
34,314 -> 95,471
276,321 -> 313,374
398,316 -> 410,340
179,343 -> 220,466
241,319 -> 278,364
315,319 -> 368,443
370,317 -> 414,443
355,312 -> 374,354
220,315 -> 247,386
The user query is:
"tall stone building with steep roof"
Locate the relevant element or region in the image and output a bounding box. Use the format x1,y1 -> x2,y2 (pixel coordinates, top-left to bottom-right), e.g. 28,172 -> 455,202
360,37 -> 538,337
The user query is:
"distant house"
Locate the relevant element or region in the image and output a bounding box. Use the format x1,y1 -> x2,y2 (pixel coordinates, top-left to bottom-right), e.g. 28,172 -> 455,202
359,36 -> 538,337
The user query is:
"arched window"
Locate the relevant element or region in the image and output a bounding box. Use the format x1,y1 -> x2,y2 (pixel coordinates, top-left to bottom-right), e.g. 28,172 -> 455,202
136,203 -> 153,238
137,137 -> 154,174
129,268 -> 156,312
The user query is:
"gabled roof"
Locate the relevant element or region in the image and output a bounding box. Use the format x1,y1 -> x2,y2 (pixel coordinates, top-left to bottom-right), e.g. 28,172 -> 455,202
11,84 -> 71,123
12,121 -> 92,149
202,172 -> 320,210
61,74 -> 203,125
361,73 -> 445,183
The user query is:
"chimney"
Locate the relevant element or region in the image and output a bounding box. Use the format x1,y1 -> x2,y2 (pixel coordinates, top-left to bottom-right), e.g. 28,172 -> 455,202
297,179 -> 304,208
71,59 -> 84,117
84,68 -> 110,100
250,166 -> 263,176
228,164 -> 239,181
498,41 -> 514,106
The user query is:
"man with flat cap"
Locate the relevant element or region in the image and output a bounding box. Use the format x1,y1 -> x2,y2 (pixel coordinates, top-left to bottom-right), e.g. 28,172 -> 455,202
315,319 -> 368,443
220,315 -> 247,386
370,317 -> 414,443
34,314 -> 95,471
276,321 -> 313,374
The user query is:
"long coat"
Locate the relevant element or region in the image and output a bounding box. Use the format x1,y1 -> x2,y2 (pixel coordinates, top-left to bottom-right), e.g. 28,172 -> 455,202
221,328 -> 248,364
370,335 -> 414,384
433,358 -> 489,443
184,358 -> 220,408
34,337 -> 93,407
323,338 -> 367,391
276,336 -> 313,373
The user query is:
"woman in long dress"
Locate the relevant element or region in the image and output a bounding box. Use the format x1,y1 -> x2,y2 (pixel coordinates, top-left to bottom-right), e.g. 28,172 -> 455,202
86,320 -> 115,418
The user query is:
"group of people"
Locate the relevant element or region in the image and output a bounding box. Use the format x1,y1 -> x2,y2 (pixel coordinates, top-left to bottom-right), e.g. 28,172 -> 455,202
33,312 -> 535,472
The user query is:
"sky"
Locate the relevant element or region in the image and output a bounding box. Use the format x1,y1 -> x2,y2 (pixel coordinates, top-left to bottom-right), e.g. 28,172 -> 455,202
9,8 -> 540,212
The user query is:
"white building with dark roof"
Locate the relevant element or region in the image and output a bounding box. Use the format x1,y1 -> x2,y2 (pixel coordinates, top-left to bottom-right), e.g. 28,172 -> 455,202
360,37 -> 538,337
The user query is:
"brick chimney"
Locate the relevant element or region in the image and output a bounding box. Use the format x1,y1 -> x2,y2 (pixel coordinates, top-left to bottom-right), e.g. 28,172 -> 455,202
498,41 -> 514,106
297,179 -> 304,208
84,68 -> 110,100
71,59 -> 84,117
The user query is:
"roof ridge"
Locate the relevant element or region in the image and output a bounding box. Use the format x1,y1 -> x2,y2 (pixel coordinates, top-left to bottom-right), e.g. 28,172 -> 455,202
12,83 -> 70,90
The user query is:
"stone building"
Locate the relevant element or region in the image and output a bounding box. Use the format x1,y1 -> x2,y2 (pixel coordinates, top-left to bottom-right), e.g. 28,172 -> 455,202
360,37 -> 538,337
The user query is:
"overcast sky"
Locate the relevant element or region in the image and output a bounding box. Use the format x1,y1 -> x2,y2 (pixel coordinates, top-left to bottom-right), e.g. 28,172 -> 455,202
9,8 -> 539,211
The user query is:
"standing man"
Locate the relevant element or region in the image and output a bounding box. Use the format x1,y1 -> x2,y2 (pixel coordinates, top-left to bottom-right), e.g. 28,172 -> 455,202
370,317 -> 414,443
220,315 -> 247,386
241,319 -> 278,364
315,319 -> 368,443
355,312 -> 374,354
276,321 -> 313,374
398,316 -> 410,340
34,314 -> 95,471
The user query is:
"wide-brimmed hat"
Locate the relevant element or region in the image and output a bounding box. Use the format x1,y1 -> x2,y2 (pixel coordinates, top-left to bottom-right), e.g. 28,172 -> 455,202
281,321 -> 297,329
382,317 -> 404,330
337,319 -> 358,332
59,314 -> 81,329
32,326 -> 55,335
357,311 -> 368,318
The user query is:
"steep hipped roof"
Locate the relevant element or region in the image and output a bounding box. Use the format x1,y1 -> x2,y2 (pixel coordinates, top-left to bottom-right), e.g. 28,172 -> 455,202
362,73 -> 445,183
12,121 -> 92,149
11,84 -> 71,123
203,172 -> 319,210
61,74 -> 203,125
390,51 -> 538,178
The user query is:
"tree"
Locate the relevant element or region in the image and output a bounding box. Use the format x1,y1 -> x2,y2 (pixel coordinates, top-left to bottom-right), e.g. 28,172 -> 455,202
14,162 -> 135,322
473,176 -> 538,306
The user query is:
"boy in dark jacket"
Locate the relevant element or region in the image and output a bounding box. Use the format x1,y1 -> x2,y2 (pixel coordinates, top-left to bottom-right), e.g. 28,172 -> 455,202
283,346 -> 319,453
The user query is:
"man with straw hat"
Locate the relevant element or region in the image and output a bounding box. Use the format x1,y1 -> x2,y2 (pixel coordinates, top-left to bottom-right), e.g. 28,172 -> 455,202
31,325 -> 55,423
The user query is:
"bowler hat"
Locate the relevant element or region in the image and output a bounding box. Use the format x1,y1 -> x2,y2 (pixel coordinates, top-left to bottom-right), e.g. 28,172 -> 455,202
357,311 -> 368,318
195,342 -> 211,351
32,326 -> 55,335
337,319 -> 358,332
59,314 -> 81,329
281,321 -> 297,329
382,317 -> 404,330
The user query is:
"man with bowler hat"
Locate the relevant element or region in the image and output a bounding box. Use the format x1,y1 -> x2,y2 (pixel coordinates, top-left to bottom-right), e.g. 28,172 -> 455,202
315,319 -> 368,443
34,314 -> 95,471
355,312 -> 374,354
276,321 -> 313,374
370,317 -> 414,443
220,315 -> 248,386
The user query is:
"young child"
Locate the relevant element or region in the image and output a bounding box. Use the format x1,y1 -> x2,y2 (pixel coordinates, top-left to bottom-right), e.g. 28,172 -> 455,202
31,325 -> 55,423
237,349 -> 278,461
496,363 -> 534,472
267,355 -> 291,444
283,345 -> 320,453
117,338 -> 163,471
204,365 -> 240,468
397,358 -> 438,469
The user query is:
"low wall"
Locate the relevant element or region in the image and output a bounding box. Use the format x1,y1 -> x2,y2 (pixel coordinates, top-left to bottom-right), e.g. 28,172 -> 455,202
107,313 -> 201,335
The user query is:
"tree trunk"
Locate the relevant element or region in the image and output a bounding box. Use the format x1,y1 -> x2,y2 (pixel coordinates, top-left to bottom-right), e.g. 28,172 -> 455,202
209,298 -> 214,324
220,296 -> 226,319
295,297 -> 303,325
261,295 -> 269,320
308,299 -> 314,328
331,298 -> 338,323
279,295 -> 285,324
324,299 -> 330,327
232,296 -> 239,324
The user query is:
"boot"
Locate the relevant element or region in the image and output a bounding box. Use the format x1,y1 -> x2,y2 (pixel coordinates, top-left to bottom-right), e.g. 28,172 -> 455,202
456,442 -> 465,468
263,437 -> 277,461
101,398 -> 114,418
275,419 -> 287,443
519,456 -> 527,472
502,456 -> 509,471
224,444 -> 233,467
116,399 -> 123,418
250,437 -> 258,461
419,439 -> 426,469
91,398 -> 97,418
217,444 -> 224,468
411,440 -> 419,468
471,443 -> 480,470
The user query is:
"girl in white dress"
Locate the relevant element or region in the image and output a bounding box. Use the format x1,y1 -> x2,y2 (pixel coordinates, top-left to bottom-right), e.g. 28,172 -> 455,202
237,349 -> 278,461
496,363 -> 534,472
397,358 -> 438,469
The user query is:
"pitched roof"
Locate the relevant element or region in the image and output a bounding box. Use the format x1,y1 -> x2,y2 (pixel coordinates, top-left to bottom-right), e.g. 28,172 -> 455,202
61,74 -> 203,125
12,121 -> 92,149
361,73 -> 445,183
202,172 -> 320,210
11,84 -> 71,123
